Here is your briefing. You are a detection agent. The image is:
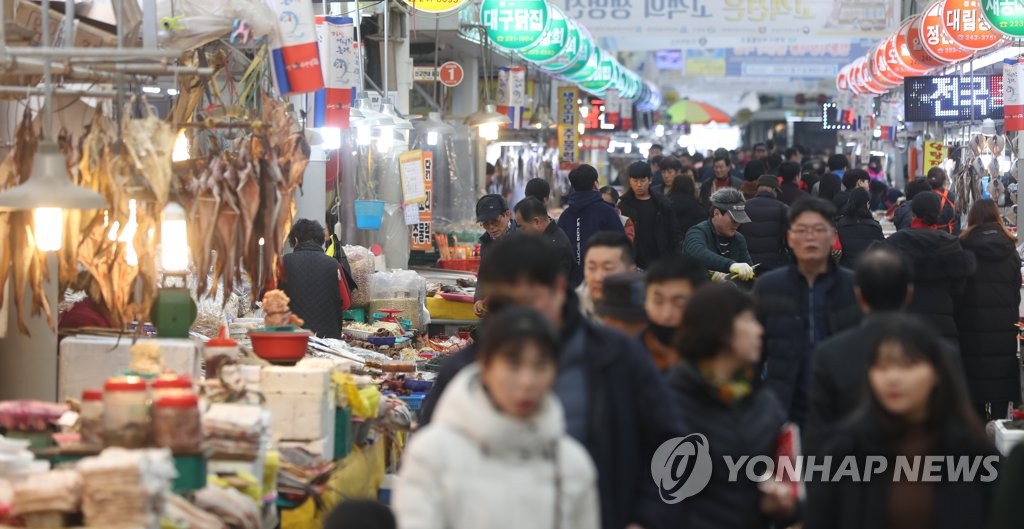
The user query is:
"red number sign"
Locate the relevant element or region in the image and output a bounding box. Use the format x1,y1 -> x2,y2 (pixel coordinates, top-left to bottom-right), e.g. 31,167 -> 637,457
439,61 -> 464,88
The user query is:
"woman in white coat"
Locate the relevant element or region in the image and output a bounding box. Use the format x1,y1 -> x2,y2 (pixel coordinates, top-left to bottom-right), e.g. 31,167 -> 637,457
394,307 -> 600,529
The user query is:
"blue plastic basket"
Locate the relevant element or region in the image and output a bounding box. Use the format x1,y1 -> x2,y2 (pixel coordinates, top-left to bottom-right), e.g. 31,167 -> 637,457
354,200 -> 385,230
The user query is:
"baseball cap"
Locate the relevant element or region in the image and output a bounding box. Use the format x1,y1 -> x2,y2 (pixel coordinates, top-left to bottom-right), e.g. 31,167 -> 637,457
476,194 -> 509,222
710,188 -> 752,224
595,272 -> 648,323
757,174 -> 780,190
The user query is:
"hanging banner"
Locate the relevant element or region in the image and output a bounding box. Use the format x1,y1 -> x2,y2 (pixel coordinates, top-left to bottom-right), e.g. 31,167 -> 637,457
559,0 -> 900,51
496,66 -> 527,129
313,16 -> 359,129
620,98 -> 634,130
410,152 -> 435,251
923,141 -> 946,173
1004,59 -> 1024,131
481,0 -> 550,50
605,88 -> 621,126
399,0 -> 470,14
267,0 -> 324,95
982,0 -> 1024,38
919,1 -> 971,63
558,86 -> 580,166
400,150 -> 427,205
939,0 -> 1004,52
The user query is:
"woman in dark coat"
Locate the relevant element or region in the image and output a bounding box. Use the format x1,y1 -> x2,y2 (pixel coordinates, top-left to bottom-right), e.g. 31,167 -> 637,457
668,284 -> 794,529
806,315 -> 999,529
665,167 -> 708,236
957,199 -> 1022,419
836,188 -> 884,268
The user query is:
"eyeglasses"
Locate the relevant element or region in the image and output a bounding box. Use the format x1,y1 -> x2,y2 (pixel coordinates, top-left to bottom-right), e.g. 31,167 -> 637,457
789,225 -> 833,237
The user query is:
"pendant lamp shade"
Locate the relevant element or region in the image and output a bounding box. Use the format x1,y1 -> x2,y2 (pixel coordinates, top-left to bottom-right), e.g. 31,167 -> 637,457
529,105 -> 556,129
0,141 -> 107,210
465,104 -> 511,128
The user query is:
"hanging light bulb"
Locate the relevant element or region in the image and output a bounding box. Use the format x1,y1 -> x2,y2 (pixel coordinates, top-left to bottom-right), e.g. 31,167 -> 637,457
479,123 -> 500,141
33,208 -> 62,252
356,122 -> 373,146
426,131 -> 439,146
377,125 -> 394,153
466,104 -> 510,141
172,129 -> 190,162
160,202 -> 189,272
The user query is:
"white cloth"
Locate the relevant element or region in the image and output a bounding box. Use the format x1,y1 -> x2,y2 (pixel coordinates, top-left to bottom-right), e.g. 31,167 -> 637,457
394,365 -> 600,529
575,283 -> 601,325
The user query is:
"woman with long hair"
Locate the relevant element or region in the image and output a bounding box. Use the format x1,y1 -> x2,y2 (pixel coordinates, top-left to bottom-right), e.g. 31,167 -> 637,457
836,188 -> 884,268
669,284 -> 794,529
663,163 -> 707,236
806,314 -> 998,529
956,199 -> 1022,420
394,307 -> 599,529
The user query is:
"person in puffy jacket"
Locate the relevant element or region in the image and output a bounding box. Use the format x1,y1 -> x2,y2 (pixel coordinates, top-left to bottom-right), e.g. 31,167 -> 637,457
738,174 -> 790,274
394,307 -> 600,529
280,219 -> 345,339
558,164 -> 626,286
884,192 -> 976,344
957,199 -> 1022,419
835,188 -> 884,269
669,284 -> 795,529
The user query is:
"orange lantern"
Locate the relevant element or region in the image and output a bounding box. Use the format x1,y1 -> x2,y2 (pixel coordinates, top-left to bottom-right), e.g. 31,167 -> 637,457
900,16 -> 944,72
919,1 -> 972,63
837,64 -> 852,92
872,44 -> 904,85
939,0 -> 1004,52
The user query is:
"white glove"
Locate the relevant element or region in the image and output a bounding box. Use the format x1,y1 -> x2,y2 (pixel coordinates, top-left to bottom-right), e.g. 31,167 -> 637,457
729,262 -> 756,281
709,271 -> 730,283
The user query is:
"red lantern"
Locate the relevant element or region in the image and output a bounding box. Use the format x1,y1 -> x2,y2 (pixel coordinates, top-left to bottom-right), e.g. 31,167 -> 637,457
900,16 -> 944,71
919,0 -> 971,63
837,65 -> 851,92
871,45 -> 903,85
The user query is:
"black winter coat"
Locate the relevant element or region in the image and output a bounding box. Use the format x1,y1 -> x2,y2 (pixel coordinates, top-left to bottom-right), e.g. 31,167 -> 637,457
738,192 -> 790,273
753,264 -> 861,424
619,191 -> 683,268
805,418 -> 998,529
778,181 -> 810,206
668,362 -> 787,529
884,228 -> 976,342
419,293 -> 687,529
957,223 -> 1022,405
836,214 -> 885,268
280,241 -> 343,338
892,202 -> 913,231
699,176 -> 745,207
666,188 -> 708,237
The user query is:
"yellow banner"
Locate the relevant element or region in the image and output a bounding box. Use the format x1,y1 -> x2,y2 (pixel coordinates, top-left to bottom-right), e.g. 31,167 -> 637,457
557,86 -> 580,166
398,0 -> 470,14
922,141 -> 945,175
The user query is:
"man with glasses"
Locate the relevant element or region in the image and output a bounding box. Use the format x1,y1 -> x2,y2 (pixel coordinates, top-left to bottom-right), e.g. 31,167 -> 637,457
683,188 -> 756,283
753,198 -> 861,425
475,194 -> 515,261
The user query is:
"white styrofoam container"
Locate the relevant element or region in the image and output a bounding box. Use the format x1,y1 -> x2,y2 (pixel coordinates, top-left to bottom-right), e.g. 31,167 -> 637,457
59,336 -> 200,401
263,388 -> 336,441
260,366 -> 331,395
995,420 -> 1024,456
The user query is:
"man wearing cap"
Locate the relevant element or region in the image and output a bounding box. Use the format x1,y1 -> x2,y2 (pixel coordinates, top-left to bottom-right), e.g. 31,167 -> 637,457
683,188 -> 756,282
558,164 -> 627,287
738,174 -> 791,274
476,194 -> 515,261
594,271 -> 649,337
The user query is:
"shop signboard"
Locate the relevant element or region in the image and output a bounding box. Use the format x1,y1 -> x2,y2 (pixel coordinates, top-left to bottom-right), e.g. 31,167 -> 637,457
519,7 -> 569,63
439,62 -> 464,87
481,0 -> 550,50
901,16 -> 945,71
903,74 -> 1004,122
982,0 -> 1024,38
561,47 -> 601,81
919,1 -> 972,63
409,152 -> 434,252
581,135 -> 611,150
536,22 -> 583,71
558,86 -> 581,166
580,57 -> 616,94
923,141 -> 946,174
399,0 -> 470,14
1003,59 -> 1024,131
939,0 -> 1004,52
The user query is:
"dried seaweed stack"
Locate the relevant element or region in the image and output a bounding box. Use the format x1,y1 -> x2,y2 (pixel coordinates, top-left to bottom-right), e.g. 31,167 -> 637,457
78,448 -> 176,529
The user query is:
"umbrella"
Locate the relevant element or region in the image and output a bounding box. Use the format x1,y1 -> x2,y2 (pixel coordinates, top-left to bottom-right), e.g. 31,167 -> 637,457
665,99 -> 731,125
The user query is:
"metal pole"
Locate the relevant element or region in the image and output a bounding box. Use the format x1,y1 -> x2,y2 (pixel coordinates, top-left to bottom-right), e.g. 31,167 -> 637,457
41,0 -> 53,142
0,86 -> 119,98
63,0 -> 74,48
1017,134 -> 1024,230
382,0 -> 389,98
4,47 -> 182,59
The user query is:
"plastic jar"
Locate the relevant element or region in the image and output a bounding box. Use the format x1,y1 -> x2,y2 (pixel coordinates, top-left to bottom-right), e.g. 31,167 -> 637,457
102,376 -> 149,448
152,374 -> 194,402
152,393 -> 202,453
204,326 -> 239,379
80,389 -> 103,446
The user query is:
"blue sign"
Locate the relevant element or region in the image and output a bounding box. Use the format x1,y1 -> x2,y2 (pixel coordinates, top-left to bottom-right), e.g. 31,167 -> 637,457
904,75 -> 1005,122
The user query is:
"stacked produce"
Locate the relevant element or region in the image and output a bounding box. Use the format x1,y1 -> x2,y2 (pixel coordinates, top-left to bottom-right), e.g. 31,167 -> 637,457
202,403 -> 267,460
78,448 -> 176,528
10,469 -> 81,516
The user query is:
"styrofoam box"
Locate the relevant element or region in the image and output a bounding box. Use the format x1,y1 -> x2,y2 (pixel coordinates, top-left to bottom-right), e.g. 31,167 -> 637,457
995,420 -> 1024,456
260,366 -> 331,395
263,389 -> 336,441
59,336 -> 200,400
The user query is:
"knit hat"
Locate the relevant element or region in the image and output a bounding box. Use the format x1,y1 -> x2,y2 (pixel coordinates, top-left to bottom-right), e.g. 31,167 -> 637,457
757,174 -> 779,190
911,191 -> 941,226
595,272 -> 648,322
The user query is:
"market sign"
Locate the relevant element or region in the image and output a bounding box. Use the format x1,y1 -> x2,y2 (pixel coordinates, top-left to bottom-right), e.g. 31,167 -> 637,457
562,48 -> 602,82
480,0 -> 550,51
923,141 -> 946,173
900,16 -> 944,71
579,56 -> 616,94
939,0 -> 1004,51
903,74 -> 1004,122
982,0 -> 1024,38
919,1 -> 971,63
537,22 -> 583,71
557,86 -> 580,166
399,0 -> 470,14
518,7 -> 568,63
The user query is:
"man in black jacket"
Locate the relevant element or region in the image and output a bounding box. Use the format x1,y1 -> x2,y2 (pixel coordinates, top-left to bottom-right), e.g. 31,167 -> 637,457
557,164 -> 627,287
753,198 -> 862,425
619,161 -> 683,270
805,246 -> 914,455
778,161 -> 810,206
280,219 -> 345,338
699,154 -> 744,206
418,235 -> 686,529
832,168 -> 870,213
739,174 -> 790,273
513,197 -> 575,279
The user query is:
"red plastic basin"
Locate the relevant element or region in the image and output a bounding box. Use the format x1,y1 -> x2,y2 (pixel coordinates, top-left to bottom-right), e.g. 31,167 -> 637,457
247,330 -> 312,362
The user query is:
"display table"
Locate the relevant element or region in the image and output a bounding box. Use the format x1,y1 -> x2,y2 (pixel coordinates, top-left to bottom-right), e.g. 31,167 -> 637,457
425,296 -> 477,322
58,335 -> 200,401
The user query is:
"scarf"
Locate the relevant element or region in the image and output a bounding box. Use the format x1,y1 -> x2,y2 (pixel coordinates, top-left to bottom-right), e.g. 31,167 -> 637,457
911,218 -> 937,230
697,361 -> 755,406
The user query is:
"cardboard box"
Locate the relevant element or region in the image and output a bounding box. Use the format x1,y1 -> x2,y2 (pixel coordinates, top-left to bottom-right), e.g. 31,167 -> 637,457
14,0 -> 118,48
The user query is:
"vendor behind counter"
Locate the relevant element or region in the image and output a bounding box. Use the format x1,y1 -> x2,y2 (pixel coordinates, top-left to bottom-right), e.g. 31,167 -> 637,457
280,219 -> 351,339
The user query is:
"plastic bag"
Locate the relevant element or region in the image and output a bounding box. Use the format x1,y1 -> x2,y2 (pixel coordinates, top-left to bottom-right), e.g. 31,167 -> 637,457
369,270 -> 429,330
155,0 -> 278,50
343,245 -> 375,308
